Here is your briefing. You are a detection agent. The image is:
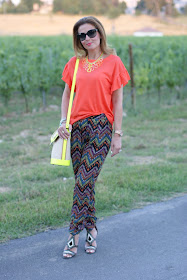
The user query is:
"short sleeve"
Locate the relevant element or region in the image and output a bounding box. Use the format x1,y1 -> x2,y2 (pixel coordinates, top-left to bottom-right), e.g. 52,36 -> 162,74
111,57 -> 130,93
61,57 -> 76,90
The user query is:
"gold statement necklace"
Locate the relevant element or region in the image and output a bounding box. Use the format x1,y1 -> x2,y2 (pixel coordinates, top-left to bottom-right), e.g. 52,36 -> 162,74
82,52 -> 103,73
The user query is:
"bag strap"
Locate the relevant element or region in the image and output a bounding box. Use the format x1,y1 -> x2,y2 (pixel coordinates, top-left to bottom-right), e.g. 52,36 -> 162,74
66,58 -> 79,130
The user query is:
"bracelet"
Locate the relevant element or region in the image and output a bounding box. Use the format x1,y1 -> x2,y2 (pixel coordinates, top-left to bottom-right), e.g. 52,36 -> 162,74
59,118 -> 66,126
114,130 -> 123,137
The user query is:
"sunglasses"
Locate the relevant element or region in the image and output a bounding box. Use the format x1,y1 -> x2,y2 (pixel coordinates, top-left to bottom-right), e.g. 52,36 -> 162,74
77,29 -> 98,41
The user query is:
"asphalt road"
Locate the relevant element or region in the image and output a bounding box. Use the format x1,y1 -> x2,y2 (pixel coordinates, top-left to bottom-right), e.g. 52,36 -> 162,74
0,195 -> 187,280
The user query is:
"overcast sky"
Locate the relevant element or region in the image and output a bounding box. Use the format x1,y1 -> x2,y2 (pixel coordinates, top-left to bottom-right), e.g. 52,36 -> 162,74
12,0 -> 20,5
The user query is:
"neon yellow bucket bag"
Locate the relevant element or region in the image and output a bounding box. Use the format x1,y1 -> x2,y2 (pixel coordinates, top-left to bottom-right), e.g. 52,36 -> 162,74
50,58 -> 79,166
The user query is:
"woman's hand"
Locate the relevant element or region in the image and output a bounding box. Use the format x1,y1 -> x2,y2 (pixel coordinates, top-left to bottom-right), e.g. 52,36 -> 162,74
58,123 -> 72,140
111,134 -> 122,157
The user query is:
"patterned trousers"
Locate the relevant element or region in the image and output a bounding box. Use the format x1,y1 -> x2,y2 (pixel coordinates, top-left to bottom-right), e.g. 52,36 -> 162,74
69,114 -> 113,235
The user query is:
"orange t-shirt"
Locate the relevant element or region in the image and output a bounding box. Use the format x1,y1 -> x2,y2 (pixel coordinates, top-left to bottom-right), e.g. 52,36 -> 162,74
61,54 -> 130,125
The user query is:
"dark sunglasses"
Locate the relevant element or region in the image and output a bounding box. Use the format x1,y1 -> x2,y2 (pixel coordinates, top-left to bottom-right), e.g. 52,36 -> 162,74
77,29 -> 98,41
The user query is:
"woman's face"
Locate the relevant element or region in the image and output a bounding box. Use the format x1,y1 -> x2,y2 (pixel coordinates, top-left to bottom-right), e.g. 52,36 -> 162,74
78,23 -> 101,52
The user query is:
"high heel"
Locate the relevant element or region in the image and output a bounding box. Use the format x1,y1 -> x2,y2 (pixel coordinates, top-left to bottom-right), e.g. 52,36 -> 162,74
63,235 -> 78,259
85,226 -> 98,254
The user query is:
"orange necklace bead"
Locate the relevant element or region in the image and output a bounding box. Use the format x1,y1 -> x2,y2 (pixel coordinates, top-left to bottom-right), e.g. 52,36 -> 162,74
82,53 -> 103,73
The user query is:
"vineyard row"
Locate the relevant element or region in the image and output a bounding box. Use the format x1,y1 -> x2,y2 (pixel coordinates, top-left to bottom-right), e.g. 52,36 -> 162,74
0,35 -> 186,111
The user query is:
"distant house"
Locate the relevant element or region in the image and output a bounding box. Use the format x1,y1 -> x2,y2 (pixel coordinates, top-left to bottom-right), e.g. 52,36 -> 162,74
33,0 -> 53,14
133,27 -> 163,37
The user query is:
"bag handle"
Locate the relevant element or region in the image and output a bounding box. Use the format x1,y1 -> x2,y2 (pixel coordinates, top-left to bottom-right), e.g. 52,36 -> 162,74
66,58 -> 79,130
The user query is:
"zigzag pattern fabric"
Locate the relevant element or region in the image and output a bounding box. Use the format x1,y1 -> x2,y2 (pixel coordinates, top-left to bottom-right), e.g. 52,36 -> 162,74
69,114 -> 112,235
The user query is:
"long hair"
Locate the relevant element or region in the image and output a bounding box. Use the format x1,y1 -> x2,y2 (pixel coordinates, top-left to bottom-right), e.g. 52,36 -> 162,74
73,16 -> 115,58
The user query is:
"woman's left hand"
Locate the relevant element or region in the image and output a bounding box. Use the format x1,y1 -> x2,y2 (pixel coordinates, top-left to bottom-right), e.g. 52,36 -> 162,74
111,134 -> 122,157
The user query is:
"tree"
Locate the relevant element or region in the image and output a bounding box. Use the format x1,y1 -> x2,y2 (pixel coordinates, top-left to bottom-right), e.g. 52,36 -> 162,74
144,0 -> 163,16
135,0 -> 146,12
107,0 -> 126,33
53,0 -> 126,15
92,0 -> 110,14
0,0 -> 6,7
119,1 -> 127,13
136,0 -> 166,17
165,0 -> 179,17
53,0 -> 63,13
19,0 -> 41,12
54,0 -> 93,14
184,4 -> 187,15
79,0 -> 95,14
0,0 -> 15,14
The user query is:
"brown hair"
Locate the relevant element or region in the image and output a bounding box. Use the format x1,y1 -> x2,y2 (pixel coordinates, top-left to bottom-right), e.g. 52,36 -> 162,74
73,16 -> 115,58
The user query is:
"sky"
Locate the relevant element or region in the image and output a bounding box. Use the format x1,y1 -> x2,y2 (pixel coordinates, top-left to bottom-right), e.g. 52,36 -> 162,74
11,0 -> 20,5
121,0 -> 139,8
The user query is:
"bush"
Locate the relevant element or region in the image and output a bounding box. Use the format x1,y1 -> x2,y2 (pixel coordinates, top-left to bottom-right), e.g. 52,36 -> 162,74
15,4 -> 30,14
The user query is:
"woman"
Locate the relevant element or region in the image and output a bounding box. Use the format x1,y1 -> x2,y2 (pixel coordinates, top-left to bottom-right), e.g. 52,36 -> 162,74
58,16 -> 130,259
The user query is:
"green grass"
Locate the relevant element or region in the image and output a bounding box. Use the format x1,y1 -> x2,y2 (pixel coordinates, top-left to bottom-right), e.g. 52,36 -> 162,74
0,89 -> 187,243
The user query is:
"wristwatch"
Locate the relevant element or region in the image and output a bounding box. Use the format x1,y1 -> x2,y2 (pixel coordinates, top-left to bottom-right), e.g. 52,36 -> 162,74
114,130 -> 123,137
59,118 -> 66,126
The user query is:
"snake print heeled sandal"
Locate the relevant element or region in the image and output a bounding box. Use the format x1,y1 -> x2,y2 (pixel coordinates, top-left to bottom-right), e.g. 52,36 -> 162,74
63,236 -> 78,259
85,227 -> 98,254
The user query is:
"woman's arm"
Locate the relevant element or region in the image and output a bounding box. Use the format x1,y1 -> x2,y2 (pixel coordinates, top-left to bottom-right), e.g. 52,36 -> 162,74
58,83 -> 72,140
111,85 -> 123,157
60,83 -> 71,119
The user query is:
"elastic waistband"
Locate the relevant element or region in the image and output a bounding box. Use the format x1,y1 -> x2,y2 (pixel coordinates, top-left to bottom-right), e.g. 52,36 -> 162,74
76,113 -> 106,124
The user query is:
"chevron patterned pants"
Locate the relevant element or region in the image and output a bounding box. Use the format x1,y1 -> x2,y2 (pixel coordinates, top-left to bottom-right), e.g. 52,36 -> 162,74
69,114 -> 113,235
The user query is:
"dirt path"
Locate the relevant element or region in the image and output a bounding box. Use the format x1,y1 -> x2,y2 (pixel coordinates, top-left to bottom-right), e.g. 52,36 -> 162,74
0,14 -> 187,36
